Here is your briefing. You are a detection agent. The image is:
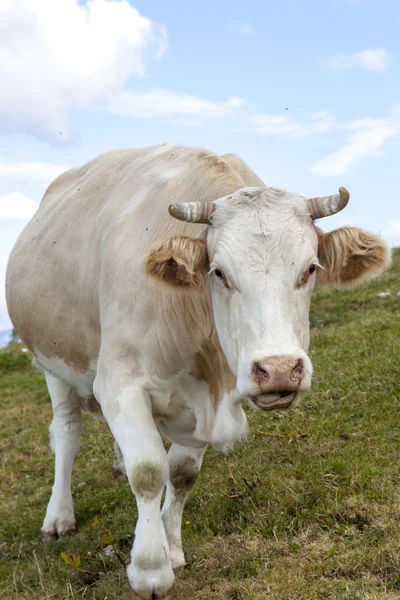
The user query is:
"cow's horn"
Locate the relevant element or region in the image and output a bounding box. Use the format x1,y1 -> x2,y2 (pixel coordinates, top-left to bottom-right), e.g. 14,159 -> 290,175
168,202 -> 215,224
308,187 -> 350,220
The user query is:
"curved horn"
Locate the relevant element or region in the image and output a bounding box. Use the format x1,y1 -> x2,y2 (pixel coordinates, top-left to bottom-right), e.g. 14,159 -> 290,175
168,202 -> 215,224
308,187 -> 350,220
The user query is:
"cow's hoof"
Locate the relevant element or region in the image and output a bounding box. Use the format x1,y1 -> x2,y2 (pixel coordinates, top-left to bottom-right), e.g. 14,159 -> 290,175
170,548 -> 186,572
40,527 -> 76,542
41,517 -> 76,541
127,562 -> 174,600
128,588 -> 174,600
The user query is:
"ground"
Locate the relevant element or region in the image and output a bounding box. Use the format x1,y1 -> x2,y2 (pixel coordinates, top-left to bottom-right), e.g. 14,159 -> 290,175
0,249 -> 399,600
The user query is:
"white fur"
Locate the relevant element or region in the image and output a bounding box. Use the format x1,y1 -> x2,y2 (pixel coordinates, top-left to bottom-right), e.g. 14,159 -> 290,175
127,494 -> 175,598
161,444 -> 206,570
207,187 -> 318,391
41,373 -> 82,539
93,372 -> 179,598
34,351 -> 97,398
211,389 -> 248,450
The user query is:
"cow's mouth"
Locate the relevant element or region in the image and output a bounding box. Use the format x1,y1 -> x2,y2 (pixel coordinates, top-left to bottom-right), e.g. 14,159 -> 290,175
250,391 -> 299,411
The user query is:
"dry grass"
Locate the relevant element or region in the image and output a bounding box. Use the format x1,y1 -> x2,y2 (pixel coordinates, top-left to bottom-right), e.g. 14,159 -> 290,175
1,249 -> 400,599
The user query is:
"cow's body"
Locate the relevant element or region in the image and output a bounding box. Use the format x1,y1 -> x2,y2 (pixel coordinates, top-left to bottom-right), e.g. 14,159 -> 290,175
7,146 -> 262,445
6,144 -> 390,599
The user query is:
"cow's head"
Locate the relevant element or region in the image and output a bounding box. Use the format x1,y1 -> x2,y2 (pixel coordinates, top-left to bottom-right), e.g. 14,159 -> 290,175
145,187 -> 390,411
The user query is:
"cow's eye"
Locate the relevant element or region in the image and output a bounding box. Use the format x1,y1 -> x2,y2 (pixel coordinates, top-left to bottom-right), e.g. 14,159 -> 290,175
296,263 -> 318,288
308,264 -> 316,275
214,268 -> 229,288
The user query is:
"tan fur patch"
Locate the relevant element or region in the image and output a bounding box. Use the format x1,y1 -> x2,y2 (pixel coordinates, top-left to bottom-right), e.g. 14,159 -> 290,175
197,151 -> 231,174
193,339 -> 237,406
316,226 -> 391,289
5,156 -> 105,374
131,462 -> 164,499
144,236 -> 208,290
221,153 -> 265,186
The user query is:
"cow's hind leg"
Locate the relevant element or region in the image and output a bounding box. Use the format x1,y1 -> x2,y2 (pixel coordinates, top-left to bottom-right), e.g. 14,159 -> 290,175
161,444 -> 206,571
41,373 -> 82,541
112,440 -> 126,480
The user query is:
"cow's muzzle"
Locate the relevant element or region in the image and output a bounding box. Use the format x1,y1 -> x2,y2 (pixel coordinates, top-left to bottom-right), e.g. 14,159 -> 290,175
252,356 -> 306,393
250,390 -> 300,411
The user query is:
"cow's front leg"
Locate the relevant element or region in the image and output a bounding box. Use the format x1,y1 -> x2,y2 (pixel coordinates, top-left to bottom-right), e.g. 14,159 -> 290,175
161,444 -> 206,571
96,377 -> 174,600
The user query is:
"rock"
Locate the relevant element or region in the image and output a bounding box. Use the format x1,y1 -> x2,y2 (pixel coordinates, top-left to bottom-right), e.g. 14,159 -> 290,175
103,545 -> 115,557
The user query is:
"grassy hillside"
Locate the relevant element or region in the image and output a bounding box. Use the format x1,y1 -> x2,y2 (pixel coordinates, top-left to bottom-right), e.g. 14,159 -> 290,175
1,249 -> 399,600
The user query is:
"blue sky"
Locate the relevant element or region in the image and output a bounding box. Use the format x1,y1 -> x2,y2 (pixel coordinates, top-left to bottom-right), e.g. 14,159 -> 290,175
1,0 -> 399,334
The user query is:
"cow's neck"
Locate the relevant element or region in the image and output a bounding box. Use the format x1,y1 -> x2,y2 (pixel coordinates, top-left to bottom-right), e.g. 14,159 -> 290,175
158,286 -> 236,405
155,286 -> 246,448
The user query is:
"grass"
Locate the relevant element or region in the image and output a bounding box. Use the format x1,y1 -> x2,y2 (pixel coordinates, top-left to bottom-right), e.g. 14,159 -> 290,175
1,249 -> 400,600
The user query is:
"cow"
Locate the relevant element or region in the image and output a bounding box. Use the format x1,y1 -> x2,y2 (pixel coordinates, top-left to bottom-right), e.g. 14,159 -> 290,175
6,144 -> 390,599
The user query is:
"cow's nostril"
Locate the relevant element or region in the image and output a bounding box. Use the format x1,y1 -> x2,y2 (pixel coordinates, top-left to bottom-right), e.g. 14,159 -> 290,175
253,362 -> 269,379
290,359 -> 304,381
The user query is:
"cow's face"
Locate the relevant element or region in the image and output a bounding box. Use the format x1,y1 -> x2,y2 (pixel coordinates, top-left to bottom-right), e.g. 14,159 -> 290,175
146,186 -> 390,411
206,188 -> 317,411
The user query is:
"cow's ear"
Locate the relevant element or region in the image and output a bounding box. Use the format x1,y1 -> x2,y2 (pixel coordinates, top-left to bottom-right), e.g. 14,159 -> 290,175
316,226 -> 391,289
144,236 -> 208,290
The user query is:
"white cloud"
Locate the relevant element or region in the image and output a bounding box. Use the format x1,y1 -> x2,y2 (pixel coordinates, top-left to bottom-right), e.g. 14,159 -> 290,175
382,221 -> 400,246
107,89 -> 326,138
310,111 -> 337,133
0,0 -> 167,142
0,192 -> 39,220
106,87 -> 400,173
327,49 -> 389,71
311,116 -> 398,176
248,113 -> 307,137
106,84 -> 399,175
0,157 -> 68,182
106,89 -> 248,120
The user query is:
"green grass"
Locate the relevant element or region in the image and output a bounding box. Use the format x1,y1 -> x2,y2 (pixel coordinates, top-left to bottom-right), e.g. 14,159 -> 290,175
1,249 -> 400,600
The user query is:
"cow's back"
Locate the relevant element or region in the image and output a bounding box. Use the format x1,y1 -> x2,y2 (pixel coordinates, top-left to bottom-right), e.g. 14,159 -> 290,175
6,148 -> 152,371
6,144 -> 248,378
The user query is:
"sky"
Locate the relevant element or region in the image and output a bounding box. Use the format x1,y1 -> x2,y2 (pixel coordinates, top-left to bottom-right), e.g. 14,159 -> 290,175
1,0 -> 400,336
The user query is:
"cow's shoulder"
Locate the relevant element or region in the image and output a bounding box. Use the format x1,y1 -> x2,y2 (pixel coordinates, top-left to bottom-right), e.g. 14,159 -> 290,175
220,153 -> 265,187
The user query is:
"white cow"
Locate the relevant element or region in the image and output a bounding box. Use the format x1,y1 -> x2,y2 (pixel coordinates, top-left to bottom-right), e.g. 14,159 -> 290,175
6,145 -> 390,599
